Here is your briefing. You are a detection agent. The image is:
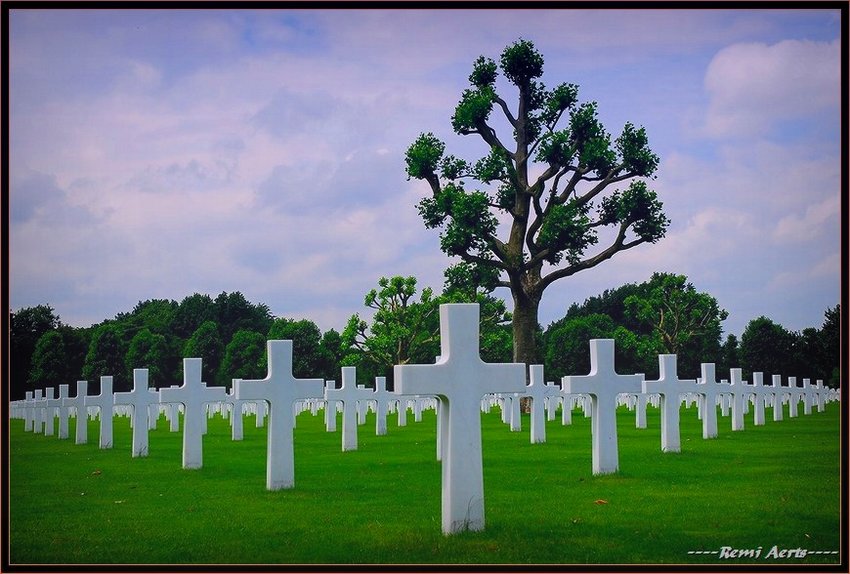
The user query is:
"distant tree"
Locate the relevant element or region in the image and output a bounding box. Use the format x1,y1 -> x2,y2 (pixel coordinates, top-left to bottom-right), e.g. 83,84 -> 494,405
739,316 -> 796,380
405,39 -> 668,366
545,313 -> 651,380
10,305 -> 61,399
342,276 -> 442,382
218,329 -> 267,389
557,282 -> 648,333
717,333 -> 739,376
318,329 -> 344,381
83,323 -> 128,390
267,318 -> 328,380
623,272 -> 727,377
183,321 -> 225,384
819,304 -> 840,387
173,293 -> 216,339
27,331 -> 67,388
214,291 -> 273,342
126,328 -> 172,387
122,299 -> 179,336
441,263 -> 515,364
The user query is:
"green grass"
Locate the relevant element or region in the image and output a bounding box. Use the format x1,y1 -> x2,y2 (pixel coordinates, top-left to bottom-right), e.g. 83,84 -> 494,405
9,402 -> 841,566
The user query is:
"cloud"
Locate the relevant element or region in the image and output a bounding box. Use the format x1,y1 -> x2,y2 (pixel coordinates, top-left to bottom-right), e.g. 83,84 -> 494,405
703,38 -> 840,138
772,194 -> 840,244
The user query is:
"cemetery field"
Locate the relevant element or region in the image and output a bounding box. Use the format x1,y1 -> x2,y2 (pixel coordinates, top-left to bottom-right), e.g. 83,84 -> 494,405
9,403 -> 841,566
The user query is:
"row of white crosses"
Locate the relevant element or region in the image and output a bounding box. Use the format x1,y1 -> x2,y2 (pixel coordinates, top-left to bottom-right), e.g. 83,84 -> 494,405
11,304 -> 839,537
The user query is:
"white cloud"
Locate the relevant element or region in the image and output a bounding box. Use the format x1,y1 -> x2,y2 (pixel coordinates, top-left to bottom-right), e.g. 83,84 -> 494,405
703,38 -> 840,138
772,194 -> 840,244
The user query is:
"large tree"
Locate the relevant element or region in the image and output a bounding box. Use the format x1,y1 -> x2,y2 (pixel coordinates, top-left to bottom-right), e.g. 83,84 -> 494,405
10,305 -> 61,399
405,39 -> 668,365
623,272 -> 727,377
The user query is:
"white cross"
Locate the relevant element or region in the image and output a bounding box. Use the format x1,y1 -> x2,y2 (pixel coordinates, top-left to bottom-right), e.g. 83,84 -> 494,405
562,339 -> 643,475
642,354 -> 698,453
695,364 -> 728,439
814,380 -> 827,412
393,303 -> 525,534
526,365 -> 550,444
225,386 -> 248,441
159,358 -> 228,469
372,376 -> 392,436
32,389 -> 45,434
787,377 -> 802,417
801,378 -> 814,415
235,340 -> 324,490
324,367 -> 373,452
770,375 -> 786,421
84,376 -> 114,449
62,381 -> 89,445
728,368 -> 752,431
40,388 -> 56,436
114,369 -> 160,457
23,391 -> 34,432
750,373 -> 768,425
324,380 -> 339,432
48,384 -> 70,439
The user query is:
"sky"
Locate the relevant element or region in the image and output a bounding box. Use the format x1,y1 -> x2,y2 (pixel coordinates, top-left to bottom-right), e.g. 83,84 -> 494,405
7,7 -> 844,341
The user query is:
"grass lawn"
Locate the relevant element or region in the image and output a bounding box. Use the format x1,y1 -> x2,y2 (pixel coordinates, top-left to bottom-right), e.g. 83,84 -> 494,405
8,401 -> 842,566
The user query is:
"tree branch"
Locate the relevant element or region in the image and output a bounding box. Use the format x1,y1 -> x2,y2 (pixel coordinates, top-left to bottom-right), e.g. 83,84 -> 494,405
537,222 -> 646,292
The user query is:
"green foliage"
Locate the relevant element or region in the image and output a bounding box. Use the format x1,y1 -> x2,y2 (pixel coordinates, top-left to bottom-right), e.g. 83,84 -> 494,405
27,331 -> 67,388
10,305 -> 61,399
342,276 -> 441,381
405,38 -> 667,363
183,321 -> 224,385
83,323 -> 128,390
536,202 -> 596,264
546,273 -> 728,379
218,330 -> 267,388
623,272 -> 727,376
468,56 -> 497,88
500,38 -> 544,86
267,318 -> 331,380
451,86 -> 496,134
597,181 -> 669,242
125,328 -> 172,387
404,132 -> 445,181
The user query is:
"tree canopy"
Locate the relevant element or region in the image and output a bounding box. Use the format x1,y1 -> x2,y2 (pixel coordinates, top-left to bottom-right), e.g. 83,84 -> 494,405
406,39 -> 668,365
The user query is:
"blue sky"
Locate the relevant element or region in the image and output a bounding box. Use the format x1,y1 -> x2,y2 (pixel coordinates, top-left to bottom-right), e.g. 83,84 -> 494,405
8,8 -> 843,340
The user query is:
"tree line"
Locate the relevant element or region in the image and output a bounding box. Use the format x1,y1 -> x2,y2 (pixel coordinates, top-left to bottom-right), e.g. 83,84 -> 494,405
9,274 -> 840,400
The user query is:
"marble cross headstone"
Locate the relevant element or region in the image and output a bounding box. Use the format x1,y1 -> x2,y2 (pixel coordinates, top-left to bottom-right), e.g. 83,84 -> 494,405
729,368 -> 751,431
160,358 -> 228,469
642,354 -> 698,453
695,363 -> 725,439
771,375 -> 785,421
750,372 -> 767,426
114,369 -> 160,457
393,303 -> 525,534
63,381 -> 89,445
23,392 -> 34,432
84,376 -> 114,448
561,339 -> 643,475
787,377 -> 801,417
324,367 -> 371,452
49,384 -> 71,439
372,376 -> 391,436
526,365 -> 548,444
235,340 -> 324,490
32,389 -> 45,434
42,388 -> 56,436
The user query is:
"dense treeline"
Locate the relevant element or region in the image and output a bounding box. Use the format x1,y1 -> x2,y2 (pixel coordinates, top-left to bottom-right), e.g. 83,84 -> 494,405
10,275 -> 841,400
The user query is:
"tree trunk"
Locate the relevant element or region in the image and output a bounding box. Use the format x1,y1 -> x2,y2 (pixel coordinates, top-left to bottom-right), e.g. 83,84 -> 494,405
512,290 -> 540,414
512,289 -> 541,366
